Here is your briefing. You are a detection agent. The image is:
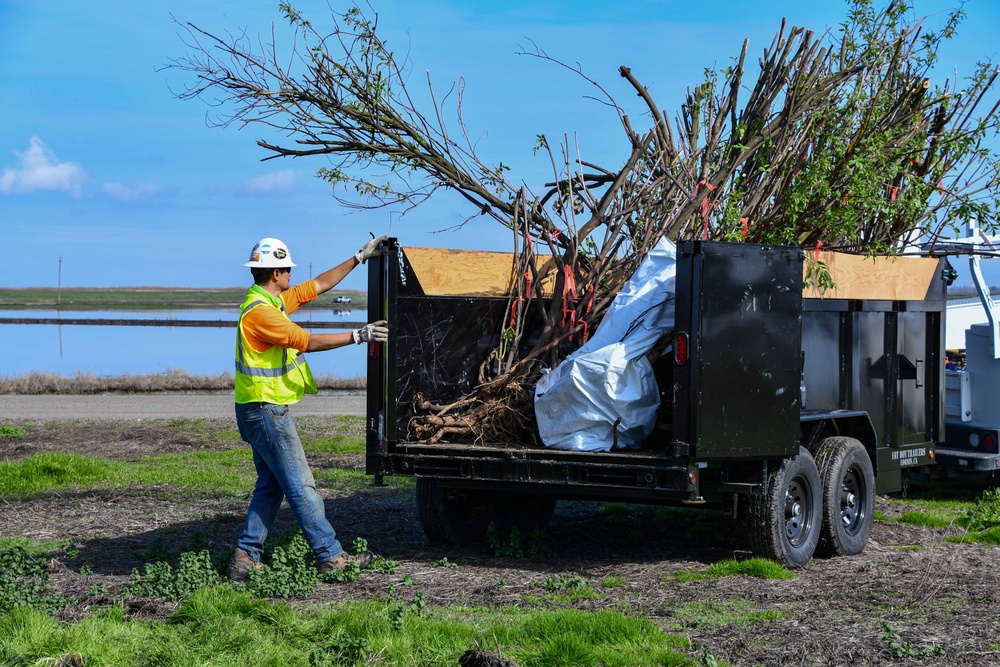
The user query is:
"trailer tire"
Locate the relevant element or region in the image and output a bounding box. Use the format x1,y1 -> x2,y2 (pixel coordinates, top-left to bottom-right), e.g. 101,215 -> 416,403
492,495 -> 556,532
415,478 -> 493,545
814,437 -> 875,557
746,447 -> 822,568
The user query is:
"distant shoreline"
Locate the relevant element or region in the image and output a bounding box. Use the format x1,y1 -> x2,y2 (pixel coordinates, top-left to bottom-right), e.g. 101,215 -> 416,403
0,287 -> 368,311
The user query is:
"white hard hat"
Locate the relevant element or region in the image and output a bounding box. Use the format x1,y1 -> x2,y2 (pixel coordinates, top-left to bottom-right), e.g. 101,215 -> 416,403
244,237 -> 296,268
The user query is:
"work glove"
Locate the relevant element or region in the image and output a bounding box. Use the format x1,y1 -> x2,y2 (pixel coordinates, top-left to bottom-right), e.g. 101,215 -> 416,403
353,320 -> 389,344
354,235 -> 387,264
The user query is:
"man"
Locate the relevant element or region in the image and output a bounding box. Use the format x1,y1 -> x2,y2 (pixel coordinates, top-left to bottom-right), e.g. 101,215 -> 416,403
227,235 -> 388,581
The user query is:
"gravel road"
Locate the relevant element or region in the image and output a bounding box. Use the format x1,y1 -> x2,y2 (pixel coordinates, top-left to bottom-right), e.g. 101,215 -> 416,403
0,393 -> 367,420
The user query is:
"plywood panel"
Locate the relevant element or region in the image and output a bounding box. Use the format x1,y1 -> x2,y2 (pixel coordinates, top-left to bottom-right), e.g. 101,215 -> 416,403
405,246 -> 940,301
804,251 -> 940,301
404,247 -> 555,296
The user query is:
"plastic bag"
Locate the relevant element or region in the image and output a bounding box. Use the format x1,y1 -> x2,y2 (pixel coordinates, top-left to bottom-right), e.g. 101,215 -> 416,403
534,237 -> 677,451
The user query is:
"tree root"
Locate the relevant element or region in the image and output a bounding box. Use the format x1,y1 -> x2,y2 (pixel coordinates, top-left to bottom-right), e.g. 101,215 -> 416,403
408,379 -> 538,446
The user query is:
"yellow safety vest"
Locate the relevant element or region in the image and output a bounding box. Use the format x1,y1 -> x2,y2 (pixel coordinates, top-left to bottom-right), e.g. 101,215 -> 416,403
234,285 -> 317,404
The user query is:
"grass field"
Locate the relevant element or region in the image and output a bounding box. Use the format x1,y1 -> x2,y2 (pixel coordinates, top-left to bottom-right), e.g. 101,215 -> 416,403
0,418 -> 703,667
0,287 -> 368,311
2,415 -> 1000,665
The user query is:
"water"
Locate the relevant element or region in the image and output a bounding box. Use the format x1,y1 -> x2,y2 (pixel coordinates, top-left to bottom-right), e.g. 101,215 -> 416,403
0,308 -> 369,379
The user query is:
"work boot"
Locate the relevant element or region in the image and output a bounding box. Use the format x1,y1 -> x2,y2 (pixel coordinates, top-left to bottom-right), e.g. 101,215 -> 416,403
317,550 -> 373,573
226,549 -> 263,581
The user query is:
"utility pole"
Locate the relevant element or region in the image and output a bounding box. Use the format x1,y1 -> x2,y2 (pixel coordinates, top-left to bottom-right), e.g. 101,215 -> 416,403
309,262 -> 313,280
57,257 -> 62,308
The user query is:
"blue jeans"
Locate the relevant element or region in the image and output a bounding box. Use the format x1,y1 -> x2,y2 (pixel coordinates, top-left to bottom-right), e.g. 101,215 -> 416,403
235,402 -> 343,563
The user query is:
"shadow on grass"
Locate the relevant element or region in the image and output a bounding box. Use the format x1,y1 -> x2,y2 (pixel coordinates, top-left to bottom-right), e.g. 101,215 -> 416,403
59,485 -> 747,578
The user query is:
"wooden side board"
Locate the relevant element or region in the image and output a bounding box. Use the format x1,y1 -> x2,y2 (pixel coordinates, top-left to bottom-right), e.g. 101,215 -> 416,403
804,251 -> 941,301
404,247 -> 555,296
403,246 -> 941,301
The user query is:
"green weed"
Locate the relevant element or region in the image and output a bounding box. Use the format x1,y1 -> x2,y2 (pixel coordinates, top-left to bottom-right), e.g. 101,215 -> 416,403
0,547 -> 67,614
0,425 -> 26,438
370,553 -> 400,575
248,533 -> 319,597
319,563 -> 361,584
960,487 -> 1000,531
537,575 -> 588,592
409,591 -> 427,615
601,576 -> 627,589
317,538 -> 377,585
85,582 -> 108,597
696,648 -> 725,667
124,550 -> 224,602
310,629 -> 374,665
880,621 -> 947,658
532,575 -> 600,602
487,526 -> 550,558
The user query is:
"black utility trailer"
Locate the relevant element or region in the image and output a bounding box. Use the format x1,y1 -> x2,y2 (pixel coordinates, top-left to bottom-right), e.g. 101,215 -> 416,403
365,240 -> 947,567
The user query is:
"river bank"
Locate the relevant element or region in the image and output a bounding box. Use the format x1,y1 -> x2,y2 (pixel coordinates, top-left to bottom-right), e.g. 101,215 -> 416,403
0,286 -> 368,310
0,392 -> 366,420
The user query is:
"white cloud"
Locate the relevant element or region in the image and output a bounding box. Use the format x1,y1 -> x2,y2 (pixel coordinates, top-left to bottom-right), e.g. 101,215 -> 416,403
242,170 -> 297,196
103,182 -> 162,202
0,136 -> 86,197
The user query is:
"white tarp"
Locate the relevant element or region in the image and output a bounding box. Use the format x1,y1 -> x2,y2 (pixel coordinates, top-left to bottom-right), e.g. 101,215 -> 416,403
534,237 -> 678,451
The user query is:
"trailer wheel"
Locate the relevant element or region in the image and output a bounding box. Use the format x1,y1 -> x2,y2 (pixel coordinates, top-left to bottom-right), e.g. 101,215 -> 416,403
746,447 -> 822,568
492,495 -> 556,532
415,478 -> 493,544
814,437 -> 875,557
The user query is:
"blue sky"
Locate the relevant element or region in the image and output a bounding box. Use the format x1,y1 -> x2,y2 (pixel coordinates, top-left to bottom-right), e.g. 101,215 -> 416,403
2,1 -> 997,290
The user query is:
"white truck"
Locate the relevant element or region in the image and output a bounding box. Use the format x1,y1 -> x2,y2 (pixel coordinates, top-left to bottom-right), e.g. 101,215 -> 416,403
935,222 -> 1000,473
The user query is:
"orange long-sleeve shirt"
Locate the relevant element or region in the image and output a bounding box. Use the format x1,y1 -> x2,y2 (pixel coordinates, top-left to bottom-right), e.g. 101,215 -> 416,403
241,281 -> 318,353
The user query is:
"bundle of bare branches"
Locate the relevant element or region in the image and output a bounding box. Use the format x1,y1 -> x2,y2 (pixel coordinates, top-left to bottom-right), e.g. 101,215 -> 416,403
170,2 -> 1000,443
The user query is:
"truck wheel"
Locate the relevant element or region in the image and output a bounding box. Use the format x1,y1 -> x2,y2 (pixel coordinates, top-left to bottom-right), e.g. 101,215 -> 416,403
415,478 -> 493,544
492,495 -> 556,532
746,447 -> 822,568
813,437 -> 875,557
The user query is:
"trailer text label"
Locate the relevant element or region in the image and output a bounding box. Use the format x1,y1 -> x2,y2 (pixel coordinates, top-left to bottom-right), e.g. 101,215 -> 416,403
891,447 -> 927,466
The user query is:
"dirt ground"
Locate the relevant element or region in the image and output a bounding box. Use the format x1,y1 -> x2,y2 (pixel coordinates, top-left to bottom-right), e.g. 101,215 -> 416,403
4,418 -> 1000,666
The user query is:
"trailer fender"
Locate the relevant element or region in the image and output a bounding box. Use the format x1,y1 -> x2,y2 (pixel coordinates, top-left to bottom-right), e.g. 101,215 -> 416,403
800,410 -> 878,473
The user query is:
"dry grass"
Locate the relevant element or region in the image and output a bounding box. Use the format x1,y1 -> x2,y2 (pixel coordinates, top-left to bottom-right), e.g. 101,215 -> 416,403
0,370 -> 365,395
